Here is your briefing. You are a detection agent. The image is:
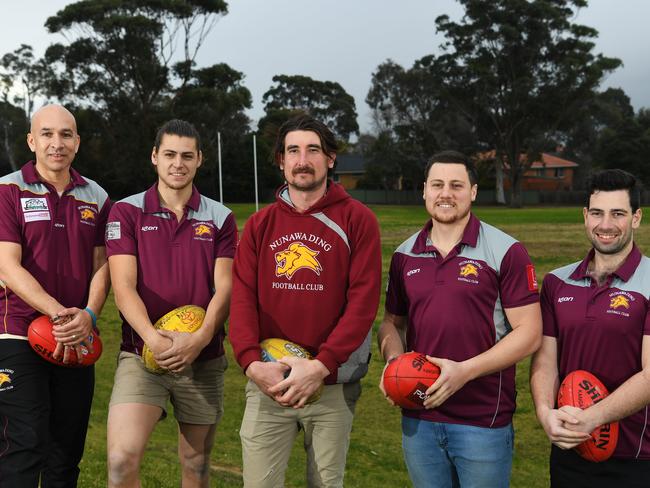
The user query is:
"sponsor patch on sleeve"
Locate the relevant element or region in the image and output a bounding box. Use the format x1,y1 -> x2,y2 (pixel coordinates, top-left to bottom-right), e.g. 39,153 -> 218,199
106,221 -> 121,240
526,264 -> 538,292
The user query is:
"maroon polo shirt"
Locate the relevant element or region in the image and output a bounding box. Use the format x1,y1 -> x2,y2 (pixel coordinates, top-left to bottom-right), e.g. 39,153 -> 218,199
105,183 -> 236,360
0,161 -> 110,337
542,245 -> 650,459
386,214 -> 539,427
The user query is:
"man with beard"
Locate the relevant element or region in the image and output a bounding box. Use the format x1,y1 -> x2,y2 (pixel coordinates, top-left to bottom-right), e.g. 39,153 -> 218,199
531,169 -> 650,487
377,151 -> 542,488
0,104 -> 110,486
105,119 -> 236,487
229,114 -> 381,487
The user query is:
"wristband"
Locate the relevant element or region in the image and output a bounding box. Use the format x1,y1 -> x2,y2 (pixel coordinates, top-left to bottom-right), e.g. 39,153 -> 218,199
84,307 -> 97,328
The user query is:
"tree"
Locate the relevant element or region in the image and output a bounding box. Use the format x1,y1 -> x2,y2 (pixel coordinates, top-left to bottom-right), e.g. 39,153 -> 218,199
0,101 -> 30,173
262,75 -> 359,143
594,107 -> 650,184
366,58 -> 477,190
563,87 -> 635,182
435,0 -> 621,207
34,1 -> 256,198
357,131 -> 403,190
172,63 -> 257,201
1,44 -> 51,119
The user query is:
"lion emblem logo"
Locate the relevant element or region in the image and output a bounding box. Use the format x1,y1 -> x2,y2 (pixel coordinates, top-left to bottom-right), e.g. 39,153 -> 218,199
0,373 -> 11,387
610,295 -> 630,309
275,241 -> 322,280
179,310 -> 198,324
80,208 -> 95,220
195,224 -> 212,237
459,263 -> 479,278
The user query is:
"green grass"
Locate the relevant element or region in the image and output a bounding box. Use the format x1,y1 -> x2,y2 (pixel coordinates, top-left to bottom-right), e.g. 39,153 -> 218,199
77,205 -> 650,487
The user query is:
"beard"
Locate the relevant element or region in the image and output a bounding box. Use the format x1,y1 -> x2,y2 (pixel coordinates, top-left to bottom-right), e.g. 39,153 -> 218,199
287,167 -> 327,192
432,202 -> 471,224
589,227 -> 633,255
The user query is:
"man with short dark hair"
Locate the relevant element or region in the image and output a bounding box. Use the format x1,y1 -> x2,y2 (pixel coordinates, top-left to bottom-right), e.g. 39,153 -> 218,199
105,119 -> 236,487
0,104 -> 111,486
229,114 -> 382,487
531,169 -> 650,487
378,150 -> 542,488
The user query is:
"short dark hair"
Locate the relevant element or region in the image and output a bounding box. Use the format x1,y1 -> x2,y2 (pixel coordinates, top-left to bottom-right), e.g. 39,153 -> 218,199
273,114 -> 339,170
424,150 -> 478,186
154,119 -> 202,153
587,169 -> 641,212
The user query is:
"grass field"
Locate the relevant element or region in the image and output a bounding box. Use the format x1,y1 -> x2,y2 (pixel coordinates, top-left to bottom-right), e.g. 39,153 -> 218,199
76,204 -> 650,487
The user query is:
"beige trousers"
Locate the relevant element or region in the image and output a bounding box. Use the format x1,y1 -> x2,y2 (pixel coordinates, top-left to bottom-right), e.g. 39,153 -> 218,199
240,380 -> 362,488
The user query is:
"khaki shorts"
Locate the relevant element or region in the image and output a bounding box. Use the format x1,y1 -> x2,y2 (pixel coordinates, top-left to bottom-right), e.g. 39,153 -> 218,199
240,380 -> 362,488
110,351 -> 227,425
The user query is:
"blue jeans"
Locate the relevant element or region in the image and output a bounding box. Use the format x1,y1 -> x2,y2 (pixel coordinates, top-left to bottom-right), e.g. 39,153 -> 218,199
401,417 -> 514,488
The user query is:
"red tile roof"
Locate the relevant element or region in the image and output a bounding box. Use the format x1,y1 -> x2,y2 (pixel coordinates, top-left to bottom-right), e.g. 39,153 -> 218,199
478,150 -> 578,168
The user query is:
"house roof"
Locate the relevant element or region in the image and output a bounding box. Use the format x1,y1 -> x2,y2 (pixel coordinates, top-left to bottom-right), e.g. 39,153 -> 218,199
479,150 -> 578,169
531,153 -> 579,169
335,154 -> 366,174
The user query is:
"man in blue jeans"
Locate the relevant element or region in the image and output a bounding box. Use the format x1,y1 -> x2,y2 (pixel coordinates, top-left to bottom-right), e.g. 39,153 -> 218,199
378,151 -> 542,487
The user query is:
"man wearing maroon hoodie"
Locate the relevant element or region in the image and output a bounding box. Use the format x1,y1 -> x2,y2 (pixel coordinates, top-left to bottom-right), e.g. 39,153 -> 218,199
229,114 -> 381,487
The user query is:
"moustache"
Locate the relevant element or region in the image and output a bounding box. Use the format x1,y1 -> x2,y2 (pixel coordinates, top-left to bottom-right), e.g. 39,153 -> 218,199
292,167 -> 315,176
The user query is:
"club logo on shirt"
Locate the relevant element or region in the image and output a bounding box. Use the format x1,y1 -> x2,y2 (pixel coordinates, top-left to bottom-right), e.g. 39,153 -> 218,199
275,241 -> 323,280
80,208 -> 95,220
192,221 -> 215,241
609,295 -> 630,309
459,263 -> 478,278
78,205 -> 97,226
607,291 -> 634,317
194,224 -> 212,237
0,369 -> 14,392
458,260 -> 482,285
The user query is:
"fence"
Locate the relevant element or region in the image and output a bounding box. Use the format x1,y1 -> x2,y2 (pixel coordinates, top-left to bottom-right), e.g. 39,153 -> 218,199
348,189 -> 650,206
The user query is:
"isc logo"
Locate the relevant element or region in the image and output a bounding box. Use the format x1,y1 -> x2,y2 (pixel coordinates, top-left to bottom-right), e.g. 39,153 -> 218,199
558,296 -> 574,303
141,226 -> 158,232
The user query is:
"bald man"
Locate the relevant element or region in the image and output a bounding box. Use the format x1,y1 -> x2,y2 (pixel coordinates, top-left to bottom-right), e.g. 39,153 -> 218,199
0,104 -> 111,487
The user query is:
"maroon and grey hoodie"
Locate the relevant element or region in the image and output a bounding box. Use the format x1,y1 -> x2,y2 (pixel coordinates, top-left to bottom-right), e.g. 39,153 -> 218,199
229,182 -> 381,384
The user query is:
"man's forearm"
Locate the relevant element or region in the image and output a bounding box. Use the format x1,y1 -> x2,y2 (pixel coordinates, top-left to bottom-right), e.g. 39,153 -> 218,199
582,370 -> 650,426
464,321 -> 540,381
378,314 -> 407,361
195,291 -> 230,346
113,285 -> 159,346
85,261 -> 110,318
0,262 -> 62,317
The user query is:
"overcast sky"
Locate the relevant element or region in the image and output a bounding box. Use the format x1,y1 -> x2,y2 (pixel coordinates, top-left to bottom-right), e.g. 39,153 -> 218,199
2,0 -> 649,133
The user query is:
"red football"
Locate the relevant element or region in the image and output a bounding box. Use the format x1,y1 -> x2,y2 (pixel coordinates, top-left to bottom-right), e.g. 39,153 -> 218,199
27,315 -> 103,367
557,369 -> 619,462
383,352 -> 441,409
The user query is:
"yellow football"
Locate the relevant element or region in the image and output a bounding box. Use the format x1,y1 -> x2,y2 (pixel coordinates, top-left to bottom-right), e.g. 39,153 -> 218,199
259,338 -> 323,404
142,305 -> 206,373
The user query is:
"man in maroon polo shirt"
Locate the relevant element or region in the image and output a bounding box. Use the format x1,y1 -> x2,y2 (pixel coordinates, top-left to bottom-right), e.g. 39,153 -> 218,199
0,104 -> 111,487
531,169 -> 650,487
105,119 -> 236,488
378,150 -> 542,488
